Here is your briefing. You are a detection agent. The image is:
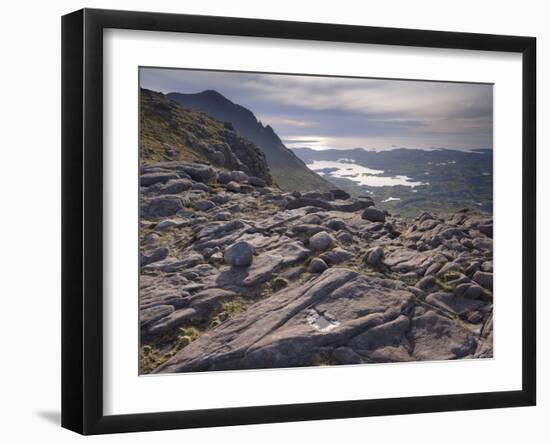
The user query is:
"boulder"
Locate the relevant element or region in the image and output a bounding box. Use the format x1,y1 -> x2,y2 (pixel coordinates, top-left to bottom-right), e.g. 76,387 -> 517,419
362,207 -> 386,222
325,219 -> 347,231
336,230 -> 353,245
194,200 -> 216,212
224,241 -> 254,267
301,213 -> 322,225
140,246 -> 169,267
309,231 -> 334,252
191,182 -> 209,192
364,246 -> 384,267
247,176 -> 267,187
226,181 -> 241,193
218,171 -> 232,184
473,271 -> 493,290
319,247 -> 354,265
330,189 -> 351,200
141,195 -> 187,219
308,257 -> 328,273
455,283 -> 484,300
230,170 -> 249,183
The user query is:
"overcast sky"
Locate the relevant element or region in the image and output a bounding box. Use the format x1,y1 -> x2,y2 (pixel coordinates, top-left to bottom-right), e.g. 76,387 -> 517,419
140,68 -> 493,151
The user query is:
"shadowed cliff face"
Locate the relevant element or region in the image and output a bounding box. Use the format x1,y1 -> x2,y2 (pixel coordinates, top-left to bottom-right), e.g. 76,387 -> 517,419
167,90 -> 335,192
140,88 -> 272,185
138,159 -> 493,374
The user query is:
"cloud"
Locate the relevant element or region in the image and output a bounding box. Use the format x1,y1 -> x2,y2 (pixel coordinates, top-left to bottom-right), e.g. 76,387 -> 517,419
140,68 -> 493,151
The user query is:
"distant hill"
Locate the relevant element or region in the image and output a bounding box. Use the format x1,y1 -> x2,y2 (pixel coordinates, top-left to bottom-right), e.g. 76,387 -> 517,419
167,90 -> 334,192
140,88 -> 272,184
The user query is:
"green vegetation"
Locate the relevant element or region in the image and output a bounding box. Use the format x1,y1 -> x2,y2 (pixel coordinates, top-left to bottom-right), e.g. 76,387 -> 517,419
311,352 -> 339,366
293,147 -> 493,217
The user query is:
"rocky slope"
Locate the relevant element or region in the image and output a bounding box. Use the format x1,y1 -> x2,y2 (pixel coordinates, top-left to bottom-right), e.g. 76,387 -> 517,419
167,90 -> 334,192
140,88 -> 272,184
139,161 -> 494,374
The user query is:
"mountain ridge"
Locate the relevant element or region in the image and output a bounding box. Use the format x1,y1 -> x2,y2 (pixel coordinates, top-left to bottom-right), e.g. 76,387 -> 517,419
166,90 -> 335,192
140,88 -> 272,185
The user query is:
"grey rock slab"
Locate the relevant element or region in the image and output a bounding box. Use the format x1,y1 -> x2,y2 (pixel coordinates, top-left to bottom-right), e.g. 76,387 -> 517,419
473,271 -> 493,290
141,195 -> 187,219
140,304 -> 175,327
218,241 -> 310,288
140,172 -> 180,187
332,200 -> 373,212
140,246 -> 169,267
349,315 -> 411,351
319,247 -> 354,265
455,283 -> 484,300
155,269 -> 418,372
332,347 -> 363,364
247,176 -> 266,187
410,311 -> 478,360
425,292 -> 484,316
286,198 -> 333,211
194,200 -> 216,212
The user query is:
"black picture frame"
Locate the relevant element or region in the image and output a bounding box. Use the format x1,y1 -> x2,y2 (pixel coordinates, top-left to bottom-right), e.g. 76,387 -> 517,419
61,8 -> 537,435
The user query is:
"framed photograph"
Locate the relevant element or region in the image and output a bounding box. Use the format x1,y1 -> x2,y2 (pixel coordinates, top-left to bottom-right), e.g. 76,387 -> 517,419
62,8 -> 536,435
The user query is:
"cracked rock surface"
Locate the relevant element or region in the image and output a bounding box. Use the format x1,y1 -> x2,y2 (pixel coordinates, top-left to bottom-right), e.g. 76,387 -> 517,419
139,161 -> 493,374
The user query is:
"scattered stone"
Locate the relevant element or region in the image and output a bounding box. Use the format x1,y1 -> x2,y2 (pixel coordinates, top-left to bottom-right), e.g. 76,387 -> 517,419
325,219 -> 347,231
247,176 -> 266,187
154,219 -> 181,231
140,172 -> 180,187
362,207 -> 386,222
308,257 -> 329,273
417,275 -> 436,291
226,181 -> 241,193
301,213 -> 322,225
230,170 -> 249,183
191,182 -> 209,192
141,195 -> 187,219
194,200 -> 216,212
364,246 -> 384,267
319,247 -> 354,265
271,277 -> 289,291
286,198 -> 333,211
218,171 -> 232,184
336,230 -> 353,245
455,283 -> 484,300
308,231 -> 334,252
224,241 -> 254,267
473,271 -> 493,290
330,189 -> 351,200
140,246 -> 169,267
214,211 -> 232,221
